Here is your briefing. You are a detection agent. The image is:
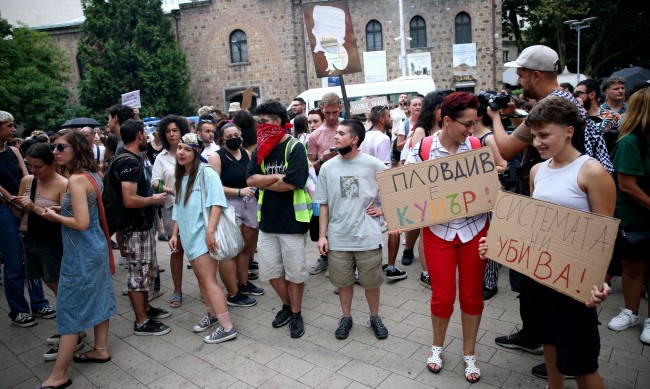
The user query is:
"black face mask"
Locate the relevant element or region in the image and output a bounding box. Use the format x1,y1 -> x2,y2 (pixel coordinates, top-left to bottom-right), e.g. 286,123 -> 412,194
225,137 -> 242,150
337,143 -> 353,156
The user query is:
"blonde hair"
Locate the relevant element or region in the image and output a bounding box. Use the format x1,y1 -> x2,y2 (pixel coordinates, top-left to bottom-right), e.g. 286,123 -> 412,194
320,93 -> 340,107
0,111 -> 14,123
618,88 -> 650,140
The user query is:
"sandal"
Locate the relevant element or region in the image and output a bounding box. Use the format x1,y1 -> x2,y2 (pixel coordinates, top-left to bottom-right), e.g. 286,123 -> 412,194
426,345 -> 443,374
170,293 -> 182,308
463,355 -> 481,383
73,350 -> 111,364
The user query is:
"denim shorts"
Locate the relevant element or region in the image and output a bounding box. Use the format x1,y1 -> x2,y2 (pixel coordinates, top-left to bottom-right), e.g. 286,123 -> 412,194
20,231 -> 62,283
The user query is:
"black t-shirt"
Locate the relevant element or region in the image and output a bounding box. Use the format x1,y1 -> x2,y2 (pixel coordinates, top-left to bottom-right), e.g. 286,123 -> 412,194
217,147 -> 249,189
0,147 -> 22,195
247,137 -> 310,234
110,150 -> 154,232
146,142 -> 162,165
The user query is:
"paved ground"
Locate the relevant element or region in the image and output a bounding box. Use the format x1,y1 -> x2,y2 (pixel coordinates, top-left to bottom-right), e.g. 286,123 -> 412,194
1,236 -> 649,389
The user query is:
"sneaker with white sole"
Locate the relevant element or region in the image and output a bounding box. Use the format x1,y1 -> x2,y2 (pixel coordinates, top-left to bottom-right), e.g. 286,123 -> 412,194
134,319 -> 171,336
204,326 -> 237,344
47,331 -> 87,345
33,306 -> 56,319
43,337 -> 84,361
608,308 -> 640,331
11,312 -> 37,328
386,267 -> 408,281
146,306 -> 172,319
641,318 -> 650,344
193,314 -> 219,333
309,256 -> 328,275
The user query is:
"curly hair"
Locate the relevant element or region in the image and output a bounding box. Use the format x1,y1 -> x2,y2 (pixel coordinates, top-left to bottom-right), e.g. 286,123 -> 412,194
157,115 -> 190,150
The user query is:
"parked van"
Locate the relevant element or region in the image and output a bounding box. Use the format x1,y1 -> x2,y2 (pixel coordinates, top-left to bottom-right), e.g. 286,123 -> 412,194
296,75 -> 436,110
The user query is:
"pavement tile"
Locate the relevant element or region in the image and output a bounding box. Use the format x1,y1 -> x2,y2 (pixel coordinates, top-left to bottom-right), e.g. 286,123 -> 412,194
298,365 -> 353,388
338,359 -> 391,387
264,351 -> 315,379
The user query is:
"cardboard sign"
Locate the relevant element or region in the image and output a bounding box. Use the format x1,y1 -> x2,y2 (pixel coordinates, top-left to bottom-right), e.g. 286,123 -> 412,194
485,191 -> 620,303
303,2 -> 362,77
349,97 -> 388,115
121,90 -> 141,108
377,147 -> 501,231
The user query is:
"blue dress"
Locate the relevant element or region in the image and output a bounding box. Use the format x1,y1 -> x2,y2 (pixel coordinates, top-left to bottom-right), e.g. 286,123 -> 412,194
56,172 -> 116,335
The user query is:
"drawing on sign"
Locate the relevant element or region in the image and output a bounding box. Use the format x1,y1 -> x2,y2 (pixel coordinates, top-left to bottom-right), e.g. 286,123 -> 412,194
312,6 -> 348,73
485,191 -> 620,303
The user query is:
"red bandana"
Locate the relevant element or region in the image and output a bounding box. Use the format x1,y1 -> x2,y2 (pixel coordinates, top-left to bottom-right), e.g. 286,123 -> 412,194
256,122 -> 287,164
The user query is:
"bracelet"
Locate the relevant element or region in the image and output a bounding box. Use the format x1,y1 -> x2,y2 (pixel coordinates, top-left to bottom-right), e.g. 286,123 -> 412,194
237,188 -> 241,198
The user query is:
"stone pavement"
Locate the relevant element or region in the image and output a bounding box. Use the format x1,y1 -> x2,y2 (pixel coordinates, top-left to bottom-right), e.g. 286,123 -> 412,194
1,236 -> 649,389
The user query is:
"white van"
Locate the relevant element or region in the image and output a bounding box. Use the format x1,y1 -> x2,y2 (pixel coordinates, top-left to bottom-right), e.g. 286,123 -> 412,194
296,75 -> 436,110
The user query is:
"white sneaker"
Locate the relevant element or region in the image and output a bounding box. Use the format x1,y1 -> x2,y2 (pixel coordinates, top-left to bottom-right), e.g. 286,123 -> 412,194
608,308 -> 640,331
641,318 -> 650,344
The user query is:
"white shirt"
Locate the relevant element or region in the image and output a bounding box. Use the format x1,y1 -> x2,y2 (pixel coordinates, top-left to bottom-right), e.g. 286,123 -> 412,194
360,130 -> 391,166
406,132 -> 488,243
390,107 -> 406,125
201,142 -> 220,159
151,149 -> 177,209
92,144 -> 105,164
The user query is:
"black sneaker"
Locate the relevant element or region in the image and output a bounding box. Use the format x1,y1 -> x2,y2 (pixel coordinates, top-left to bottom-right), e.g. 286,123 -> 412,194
289,313 -> 305,338
335,316 -> 353,339
482,286 -> 498,300
146,306 -> 172,319
227,292 -> 257,307
134,319 -> 171,336
369,316 -> 388,339
386,267 -> 408,281
33,306 -> 56,319
47,331 -> 87,345
401,249 -> 414,266
11,312 -> 37,328
240,281 -> 265,296
495,329 -> 543,354
248,259 -> 259,270
531,363 -> 575,380
43,337 -> 84,361
247,270 -> 258,280
272,305 -> 292,328
420,272 -> 431,287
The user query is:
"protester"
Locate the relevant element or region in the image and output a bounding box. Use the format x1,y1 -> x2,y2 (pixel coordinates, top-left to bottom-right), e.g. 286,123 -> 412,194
169,133 -> 238,343
38,129 -> 117,389
233,109 -> 258,155
315,119 -> 390,340
307,109 -> 324,133
198,114 -> 220,158
480,96 -> 614,389
293,115 -> 310,146
606,87 -> 650,343
247,100 -> 312,338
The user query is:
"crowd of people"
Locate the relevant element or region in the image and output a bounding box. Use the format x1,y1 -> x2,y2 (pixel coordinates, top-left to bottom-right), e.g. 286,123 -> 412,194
0,44 -> 649,389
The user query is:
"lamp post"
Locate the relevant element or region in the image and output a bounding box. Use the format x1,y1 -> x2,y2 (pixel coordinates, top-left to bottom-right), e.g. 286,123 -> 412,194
564,17 -> 597,85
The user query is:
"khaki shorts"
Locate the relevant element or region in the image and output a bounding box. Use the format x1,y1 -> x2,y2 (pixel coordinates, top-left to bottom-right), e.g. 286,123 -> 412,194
122,227 -> 158,292
328,248 -> 384,289
256,231 -> 308,283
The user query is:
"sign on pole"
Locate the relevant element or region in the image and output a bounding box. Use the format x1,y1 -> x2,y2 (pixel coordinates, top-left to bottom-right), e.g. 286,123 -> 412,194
121,90 -> 141,108
349,97 -> 388,115
376,147 -> 501,231
485,191 -> 620,303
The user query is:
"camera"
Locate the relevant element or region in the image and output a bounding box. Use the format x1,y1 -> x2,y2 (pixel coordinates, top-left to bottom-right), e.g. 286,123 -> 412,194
477,91 -> 511,111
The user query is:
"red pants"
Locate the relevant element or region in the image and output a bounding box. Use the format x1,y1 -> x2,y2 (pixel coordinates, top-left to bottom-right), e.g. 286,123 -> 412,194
423,225 -> 488,318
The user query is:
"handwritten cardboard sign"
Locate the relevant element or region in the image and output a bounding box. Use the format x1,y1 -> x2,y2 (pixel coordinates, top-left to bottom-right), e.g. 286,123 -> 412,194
485,191 -> 620,303
349,97 -> 388,115
121,90 -> 141,108
377,147 -> 501,231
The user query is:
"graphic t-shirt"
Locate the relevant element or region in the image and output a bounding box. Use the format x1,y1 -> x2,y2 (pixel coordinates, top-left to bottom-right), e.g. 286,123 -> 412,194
110,150 -> 154,232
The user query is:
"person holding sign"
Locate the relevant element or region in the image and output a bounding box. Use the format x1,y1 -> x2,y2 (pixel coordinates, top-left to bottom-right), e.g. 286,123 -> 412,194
407,92 -> 488,383
479,97 -> 614,389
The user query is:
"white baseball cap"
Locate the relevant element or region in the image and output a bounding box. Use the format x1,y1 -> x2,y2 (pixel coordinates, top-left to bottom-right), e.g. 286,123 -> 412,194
504,45 -> 559,72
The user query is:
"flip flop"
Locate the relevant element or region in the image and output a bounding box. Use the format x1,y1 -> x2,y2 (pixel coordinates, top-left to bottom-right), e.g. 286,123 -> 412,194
37,378 -> 72,388
73,351 -> 111,364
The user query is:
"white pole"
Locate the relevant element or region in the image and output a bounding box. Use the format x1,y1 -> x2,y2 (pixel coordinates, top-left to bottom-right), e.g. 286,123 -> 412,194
399,0 -> 407,77
576,27 -> 581,86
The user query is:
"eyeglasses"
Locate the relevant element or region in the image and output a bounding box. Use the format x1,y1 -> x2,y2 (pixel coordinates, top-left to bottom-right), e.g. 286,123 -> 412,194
49,143 -> 72,152
451,118 -> 478,129
573,91 -> 587,97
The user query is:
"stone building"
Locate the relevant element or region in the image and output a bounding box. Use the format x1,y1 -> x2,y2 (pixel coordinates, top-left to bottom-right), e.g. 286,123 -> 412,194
34,0 -> 503,112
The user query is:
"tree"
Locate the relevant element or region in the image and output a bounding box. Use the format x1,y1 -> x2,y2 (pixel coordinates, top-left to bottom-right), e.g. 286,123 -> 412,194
77,0 -> 192,117
0,18 -> 76,132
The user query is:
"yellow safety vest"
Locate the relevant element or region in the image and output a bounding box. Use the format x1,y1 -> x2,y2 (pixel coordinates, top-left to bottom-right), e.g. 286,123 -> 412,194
257,137 -> 313,223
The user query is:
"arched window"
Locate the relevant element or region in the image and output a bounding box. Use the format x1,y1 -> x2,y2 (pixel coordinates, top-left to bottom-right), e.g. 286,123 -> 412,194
229,30 -> 248,63
366,20 -> 383,52
410,16 -> 427,48
455,12 -> 472,44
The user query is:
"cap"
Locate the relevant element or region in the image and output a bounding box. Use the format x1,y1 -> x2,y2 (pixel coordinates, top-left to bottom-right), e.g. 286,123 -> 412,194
228,102 -> 242,113
504,45 -> 559,72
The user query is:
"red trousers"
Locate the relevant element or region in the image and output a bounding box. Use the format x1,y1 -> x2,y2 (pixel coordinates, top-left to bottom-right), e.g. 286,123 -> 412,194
423,225 -> 488,318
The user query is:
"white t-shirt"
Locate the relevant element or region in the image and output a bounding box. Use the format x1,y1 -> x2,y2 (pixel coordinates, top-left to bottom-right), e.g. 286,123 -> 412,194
390,107 -> 406,124
360,130 -> 391,166
314,153 -> 387,251
201,142 -> 220,159
151,149 -> 177,209
92,144 -> 105,164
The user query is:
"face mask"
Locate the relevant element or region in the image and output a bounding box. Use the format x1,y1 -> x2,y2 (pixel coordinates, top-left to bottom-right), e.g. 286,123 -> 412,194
225,137 -> 242,150
337,143 -> 353,155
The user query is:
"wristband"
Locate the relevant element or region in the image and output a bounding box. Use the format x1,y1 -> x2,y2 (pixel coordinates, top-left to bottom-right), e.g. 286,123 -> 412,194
237,188 -> 241,198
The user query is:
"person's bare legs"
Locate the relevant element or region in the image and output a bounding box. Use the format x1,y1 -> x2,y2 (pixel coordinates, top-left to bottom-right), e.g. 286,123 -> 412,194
193,255 -> 228,312
237,225 -> 257,285
76,319 -> 110,360
128,291 -> 149,324
40,333 -> 79,387
387,231 -> 400,266
544,345 -> 565,389
428,315 -> 450,371
338,284 -> 354,316
247,227 -> 259,261
461,312 -> 482,381
365,287 -> 380,317
287,281 -> 304,313
270,277 -> 290,306
575,372 -> 605,389
45,281 -> 58,296
622,260 -> 648,313
405,229 -> 420,252
218,259 -> 239,296
170,249 -> 184,295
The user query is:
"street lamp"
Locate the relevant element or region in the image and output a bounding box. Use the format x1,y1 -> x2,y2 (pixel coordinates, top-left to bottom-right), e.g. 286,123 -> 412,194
564,17 -> 597,85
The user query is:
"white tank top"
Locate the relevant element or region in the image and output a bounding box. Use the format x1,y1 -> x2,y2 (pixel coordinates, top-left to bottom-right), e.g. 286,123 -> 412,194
532,154 -> 591,213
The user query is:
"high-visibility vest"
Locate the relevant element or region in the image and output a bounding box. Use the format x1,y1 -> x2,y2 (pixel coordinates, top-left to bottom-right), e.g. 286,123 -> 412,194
257,137 -> 313,223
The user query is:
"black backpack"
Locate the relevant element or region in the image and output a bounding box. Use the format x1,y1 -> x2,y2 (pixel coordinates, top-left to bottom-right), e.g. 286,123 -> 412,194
102,153 -> 138,235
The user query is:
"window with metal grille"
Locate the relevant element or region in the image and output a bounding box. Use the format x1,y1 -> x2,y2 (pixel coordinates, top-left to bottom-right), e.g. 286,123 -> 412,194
230,30 -> 248,63
366,20 -> 383,52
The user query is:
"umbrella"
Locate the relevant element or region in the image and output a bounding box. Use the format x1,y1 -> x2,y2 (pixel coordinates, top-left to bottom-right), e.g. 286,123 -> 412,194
609,67 -> 650,90
60,117 -> 102,129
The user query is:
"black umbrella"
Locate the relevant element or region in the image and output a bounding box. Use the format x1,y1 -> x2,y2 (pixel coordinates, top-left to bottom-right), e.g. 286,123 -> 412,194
609,67 -> 650,90
60,117 -> 102,129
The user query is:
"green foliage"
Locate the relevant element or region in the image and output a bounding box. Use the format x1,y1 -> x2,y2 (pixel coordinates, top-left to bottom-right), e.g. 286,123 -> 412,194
78,0 -> 192,117
0,18 -> 81,133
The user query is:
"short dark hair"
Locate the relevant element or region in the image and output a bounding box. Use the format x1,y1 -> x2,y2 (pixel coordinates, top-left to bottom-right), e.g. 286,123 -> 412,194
107,104 -> 134,125
26,142 -> 55,165
158,115 -> 190,150
577,79 -> 601,101
120,119 -> 145,144
255,100 -> 289,126
369,105 -> 388,125
293,97 -> 306,105
560,82 -> 575,93
525,96 -> 585,153
340,119 -> 365,147
196,114 -> 217,134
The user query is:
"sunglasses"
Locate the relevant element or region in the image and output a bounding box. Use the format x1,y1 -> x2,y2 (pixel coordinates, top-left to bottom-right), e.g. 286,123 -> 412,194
49,143 -> 72,152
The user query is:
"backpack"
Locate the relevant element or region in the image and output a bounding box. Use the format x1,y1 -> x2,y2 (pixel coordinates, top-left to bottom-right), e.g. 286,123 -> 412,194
418,135 -> 481,161
102,153 -> 139,235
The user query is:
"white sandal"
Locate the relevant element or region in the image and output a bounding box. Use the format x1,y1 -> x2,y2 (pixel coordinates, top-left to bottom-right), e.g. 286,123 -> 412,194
426,345 -> 443,374
463,355 -> 481,383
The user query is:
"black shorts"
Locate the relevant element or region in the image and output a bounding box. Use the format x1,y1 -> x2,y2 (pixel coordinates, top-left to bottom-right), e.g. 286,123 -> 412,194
309,215 -> 319,242
524,276 -> 600,376
20,232 -> 63,283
